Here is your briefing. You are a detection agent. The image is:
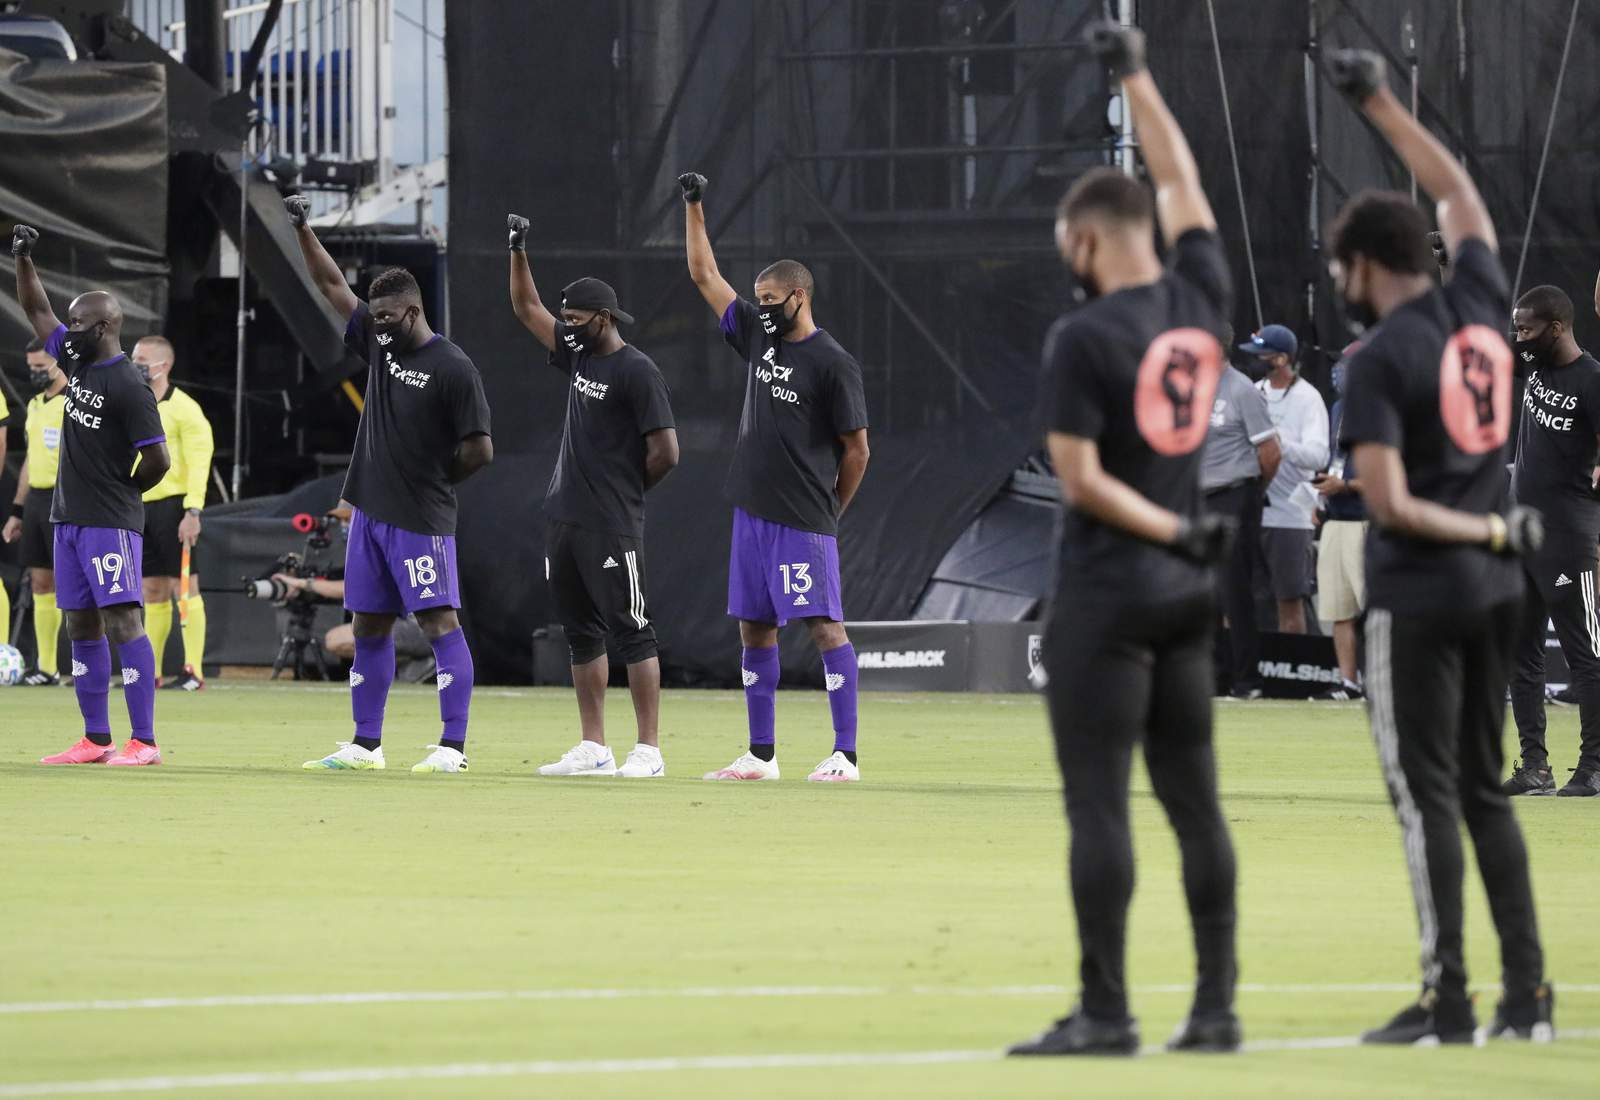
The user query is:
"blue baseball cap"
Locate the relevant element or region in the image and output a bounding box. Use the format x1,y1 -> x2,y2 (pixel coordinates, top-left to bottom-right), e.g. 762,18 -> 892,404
1238,324 -> 1298,360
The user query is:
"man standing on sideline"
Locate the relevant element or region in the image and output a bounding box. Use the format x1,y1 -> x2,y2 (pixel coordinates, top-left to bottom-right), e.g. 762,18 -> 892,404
1502,285 -> 1600,797
1311,346 -> 1367,701
1201,341 -> 1280,698
130,336 -> 214,693
1329,50 -> 1553,1044
1241,325 -> 1328,633
13,224 -> 172,766
680,171 -> 871,783
287,196 -> 494,774
506,213 -> 680,778
2,338 -> 68,684
1008,24 -> 1239,1057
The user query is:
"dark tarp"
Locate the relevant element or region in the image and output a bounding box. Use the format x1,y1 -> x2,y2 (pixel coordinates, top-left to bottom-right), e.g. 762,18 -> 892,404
0,48 -> 170,364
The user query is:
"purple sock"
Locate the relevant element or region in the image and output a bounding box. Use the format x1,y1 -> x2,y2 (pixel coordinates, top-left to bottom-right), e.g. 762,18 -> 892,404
71,639 -> 112,743
351,634 -> 395,745
430,628 -> 474,749
116,636 -> 159,744
821,642 -> 859,755
742,644 -> 780,748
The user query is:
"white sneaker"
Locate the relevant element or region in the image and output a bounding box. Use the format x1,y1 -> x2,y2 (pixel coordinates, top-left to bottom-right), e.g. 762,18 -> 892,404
302,742 -> 385,770
807,751 -> 859,783
411,744 -> 468,773
703,750 -> 779,781
617,744 -> 666,778
538,741 -> 617,776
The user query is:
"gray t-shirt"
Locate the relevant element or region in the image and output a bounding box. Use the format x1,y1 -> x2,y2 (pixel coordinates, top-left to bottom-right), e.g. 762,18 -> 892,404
1201,366 -> 1276,490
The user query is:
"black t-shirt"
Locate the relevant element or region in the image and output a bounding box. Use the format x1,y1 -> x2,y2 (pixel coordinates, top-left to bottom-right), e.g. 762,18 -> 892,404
1511,351 -> 1600,540
1043,228 -> 1233,604
341,303 -> 492,536
720,299 -> 870,535
1339,239 -> 1520,614
44,325 -> 165,531
545,325 -> 676,538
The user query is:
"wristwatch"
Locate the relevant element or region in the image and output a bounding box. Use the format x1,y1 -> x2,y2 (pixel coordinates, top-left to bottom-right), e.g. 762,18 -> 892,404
185,507 -> 202,517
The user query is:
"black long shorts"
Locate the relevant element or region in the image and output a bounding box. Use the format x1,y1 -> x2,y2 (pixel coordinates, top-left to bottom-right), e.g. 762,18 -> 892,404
142,495 -> 194,577
545,520 -> 657,665
20,489 -> 53,570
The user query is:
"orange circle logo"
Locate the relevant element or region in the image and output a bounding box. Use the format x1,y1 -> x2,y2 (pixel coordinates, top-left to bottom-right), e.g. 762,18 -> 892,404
1133,327 -> 1224,455
1438,324 -> 1511,454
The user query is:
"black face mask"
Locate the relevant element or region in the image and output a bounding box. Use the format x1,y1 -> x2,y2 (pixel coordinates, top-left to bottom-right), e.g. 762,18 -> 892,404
374,308 -> 418,351
758,291 -> 799,337
29,367 -> 54,390
1341,294 -> 1378,336
1513,326 -> 1558,371
135,361 -> 153,384
562,314 -> 600,355
61,321 -> 104,364
1066,242 -> 1100,304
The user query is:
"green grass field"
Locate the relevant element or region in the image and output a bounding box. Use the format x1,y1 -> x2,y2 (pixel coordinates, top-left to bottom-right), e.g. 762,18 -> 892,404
2,684 -> 1596,1098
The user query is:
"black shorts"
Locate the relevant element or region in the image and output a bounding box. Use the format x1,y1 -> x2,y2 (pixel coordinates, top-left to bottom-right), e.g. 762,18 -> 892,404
545,519 -> 657,665
142,495 -> 195,577
20,489 -> 53,570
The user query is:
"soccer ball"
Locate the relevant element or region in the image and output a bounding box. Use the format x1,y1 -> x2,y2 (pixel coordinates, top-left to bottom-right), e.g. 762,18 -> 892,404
0,644 -> 24,686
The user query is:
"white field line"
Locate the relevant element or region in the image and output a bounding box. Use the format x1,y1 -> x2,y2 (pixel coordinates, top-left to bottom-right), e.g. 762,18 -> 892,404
4,982 -> 1599,1016
3,1034 -> 1599,1097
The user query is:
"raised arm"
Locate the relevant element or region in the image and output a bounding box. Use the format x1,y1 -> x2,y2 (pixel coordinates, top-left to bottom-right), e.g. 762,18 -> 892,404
836,429 -> 870,515
679,173 -> 738,316
1086,25 -> 1215,244
285,197 -> 359,320
1329,51 -> 1495,254
12,227 -> 62,339
507,215 -> 558,352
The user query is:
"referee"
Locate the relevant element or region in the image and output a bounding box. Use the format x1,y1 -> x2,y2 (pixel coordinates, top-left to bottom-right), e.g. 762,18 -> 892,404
131,337 -> 214,692
1329,50 -> 1552,1044
2,338 -> 67,684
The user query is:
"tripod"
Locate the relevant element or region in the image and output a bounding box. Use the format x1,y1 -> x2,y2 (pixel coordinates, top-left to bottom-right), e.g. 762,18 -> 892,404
270,597 -> 333,681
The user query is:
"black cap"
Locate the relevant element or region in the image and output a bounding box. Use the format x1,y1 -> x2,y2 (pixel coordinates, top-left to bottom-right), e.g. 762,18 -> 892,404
561,277 -> 633,325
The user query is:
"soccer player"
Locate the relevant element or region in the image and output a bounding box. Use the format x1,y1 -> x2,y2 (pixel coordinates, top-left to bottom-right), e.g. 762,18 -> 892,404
1502,285 -> 1600,797
505,213 -> 680,777
1008,25 -> 1240,1057
1327,50 -> 1553,1043
680,172 -> 871,783
13,224 -> 172,766
286,196 -> 494,774
2,338 -> 68,684
130,336 -> 214,693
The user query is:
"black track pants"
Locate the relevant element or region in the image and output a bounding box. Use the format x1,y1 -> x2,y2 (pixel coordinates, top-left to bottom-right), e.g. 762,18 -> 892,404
1510,536 -> 1600,771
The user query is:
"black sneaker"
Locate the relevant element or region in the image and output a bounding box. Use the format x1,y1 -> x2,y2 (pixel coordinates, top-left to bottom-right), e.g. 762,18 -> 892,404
1556,767 -> 1600,797
20,667 -> 60,687
1502,760 -> 1556,797
1166,1010 -> 1242,1052
1483,982 -> 1555,1042
160,665 -> 205,692
1361,989 -> 1477,1045
1007,1010 -> 1140,1056
1313,683 -> 1364,701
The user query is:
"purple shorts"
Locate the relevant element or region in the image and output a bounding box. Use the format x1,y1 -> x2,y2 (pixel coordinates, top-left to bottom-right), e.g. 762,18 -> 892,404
727,507 -> 844,626
343,507 -> 461,615
54,524 -> 145,610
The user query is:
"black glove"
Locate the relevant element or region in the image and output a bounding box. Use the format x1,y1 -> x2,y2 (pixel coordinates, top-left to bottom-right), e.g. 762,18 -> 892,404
1171,513 -> 1237,565
1327,48 -> 1386,103
1490,505 -> 1544,557
507,214 -> 529,252
11,224 -> 38,257
1085,21 -> 1146,80
677,172 -> 707,204
1428,231 -> 1449,269
284,195 -> 311,228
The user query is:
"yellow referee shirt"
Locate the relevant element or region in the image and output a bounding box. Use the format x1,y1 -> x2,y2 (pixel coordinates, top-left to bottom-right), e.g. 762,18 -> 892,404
143,386 -> 214,508
24,391 -> 67,489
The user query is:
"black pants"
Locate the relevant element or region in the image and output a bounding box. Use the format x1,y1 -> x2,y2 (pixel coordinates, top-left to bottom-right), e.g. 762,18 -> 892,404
1044,591 -> 1236,1023
1204,481 -> 1262,692
1511,537 -> 1600,771
545,520 -> 657,666
1365,602 -> 1544,1006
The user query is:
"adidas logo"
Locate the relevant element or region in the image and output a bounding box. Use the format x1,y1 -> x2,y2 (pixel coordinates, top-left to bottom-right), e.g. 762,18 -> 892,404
72,660 -> 88,677
109,583 -> 123,594
741,668 -> 759,687
1556,574 -> 1573,587
122,668 -> 140,686
419,586 -> 435,598
350,672 -> 365,688
437,672 -> 454,692
825,672 -> 845,692
602,556 -> 619,569
794,594 -> 809,606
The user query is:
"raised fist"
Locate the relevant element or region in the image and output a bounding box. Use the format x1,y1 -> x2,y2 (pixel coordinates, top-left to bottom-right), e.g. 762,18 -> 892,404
507,214 -> 529,252
1085,21 -> 1146,80
1427,231 -> 1449,269
677,172 -> 707,204
284,195 -> 311,228
11,224 -> 38,257
1327,49 -> 1386,103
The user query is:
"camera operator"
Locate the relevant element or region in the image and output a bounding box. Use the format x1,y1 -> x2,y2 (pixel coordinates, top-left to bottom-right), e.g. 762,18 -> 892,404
269,571 -> 433,677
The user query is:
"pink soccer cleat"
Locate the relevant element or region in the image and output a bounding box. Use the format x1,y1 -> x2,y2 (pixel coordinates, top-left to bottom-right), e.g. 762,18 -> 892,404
105,740 -> 163,766
702,751 -> 780,781
40,737 -> 115,765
